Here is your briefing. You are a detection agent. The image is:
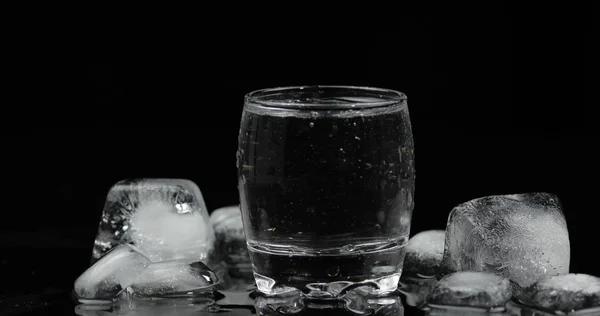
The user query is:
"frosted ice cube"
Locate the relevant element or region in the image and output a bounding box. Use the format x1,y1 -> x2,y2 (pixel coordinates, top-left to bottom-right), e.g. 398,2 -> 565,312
129,259 -> 218,297
92,179 -> 215,263
426,271 -> 512,310
403,230 -> 445,277
75,244 -> 151,303
440,193 -> 570,289
209,205 -> 252,280
518,273 -> 600,313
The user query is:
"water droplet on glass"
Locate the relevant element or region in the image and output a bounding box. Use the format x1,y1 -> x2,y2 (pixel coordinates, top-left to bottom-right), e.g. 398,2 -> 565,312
311,111 -> 319,118
353,122 -> 357,126
309,122 -> 314,128
355,136 -> 361,140
365,163 -> 372,169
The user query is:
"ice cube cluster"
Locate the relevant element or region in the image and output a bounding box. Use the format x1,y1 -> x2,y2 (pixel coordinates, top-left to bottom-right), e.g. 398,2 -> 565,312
404,192 -> 599,314
76,179 -> 221,304
440,192 -> 570,289
74,179 -> 597,315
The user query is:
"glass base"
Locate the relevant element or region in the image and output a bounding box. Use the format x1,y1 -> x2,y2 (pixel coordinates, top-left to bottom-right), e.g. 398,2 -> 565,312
254,272 -> 401,298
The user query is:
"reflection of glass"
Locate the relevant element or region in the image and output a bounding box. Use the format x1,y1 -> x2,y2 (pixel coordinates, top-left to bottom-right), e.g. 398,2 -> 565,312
237,86 -> 415,296
254,292 -> 405,316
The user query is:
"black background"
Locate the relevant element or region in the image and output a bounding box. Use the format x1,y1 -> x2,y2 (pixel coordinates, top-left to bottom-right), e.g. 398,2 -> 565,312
1,12 -> 592,315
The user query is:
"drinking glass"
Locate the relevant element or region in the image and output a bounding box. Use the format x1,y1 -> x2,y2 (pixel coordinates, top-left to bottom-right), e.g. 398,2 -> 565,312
236,86 -> 415,296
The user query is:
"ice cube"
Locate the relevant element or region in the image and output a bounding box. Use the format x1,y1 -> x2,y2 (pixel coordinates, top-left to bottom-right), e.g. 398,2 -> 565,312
209,205 -> 252,280
75,244 -> 151,303
403,230 -> 445,277
426,271 -> 512,310
517,273 -> 600,313
92,179 -> 215,263
129,259 -> 218,297
440,193 -> 570,289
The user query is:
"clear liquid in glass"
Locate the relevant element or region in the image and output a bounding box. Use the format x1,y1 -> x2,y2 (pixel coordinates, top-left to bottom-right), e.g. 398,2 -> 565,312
237,92 -> 415,296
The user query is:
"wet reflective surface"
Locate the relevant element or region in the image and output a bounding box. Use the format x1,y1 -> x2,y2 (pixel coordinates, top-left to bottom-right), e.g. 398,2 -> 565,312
5,282 -> 600,316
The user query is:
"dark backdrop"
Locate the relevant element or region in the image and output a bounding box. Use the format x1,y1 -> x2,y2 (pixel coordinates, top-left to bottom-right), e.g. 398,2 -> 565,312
1,14 -> 592,310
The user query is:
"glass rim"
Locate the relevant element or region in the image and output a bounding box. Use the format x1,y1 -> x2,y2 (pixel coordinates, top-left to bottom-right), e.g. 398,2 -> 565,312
244,85 -> 407,110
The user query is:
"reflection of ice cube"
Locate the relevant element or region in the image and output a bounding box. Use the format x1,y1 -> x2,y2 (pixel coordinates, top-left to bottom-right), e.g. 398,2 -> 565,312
209,205 -> 252,280
426,308 -> 510,316
440,193 -> 570,289
518,273 -> 600,313
398,276 -> 438,308
426,271 -> 512,310
254,293 -> 305,315
74,295 -> 215,316
403,230 -> 445,277
504,301 -> 551,316
130,260 -> 218,297
92,179 -> 215,263
75,244 -> 151,303
343,291 -> 405,316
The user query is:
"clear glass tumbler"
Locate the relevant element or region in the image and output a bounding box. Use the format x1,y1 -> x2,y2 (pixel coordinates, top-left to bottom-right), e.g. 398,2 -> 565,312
237,86 -> 415,296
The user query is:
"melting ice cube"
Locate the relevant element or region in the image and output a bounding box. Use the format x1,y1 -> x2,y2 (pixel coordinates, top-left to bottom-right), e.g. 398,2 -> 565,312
92,179 -> 215,263
74,244 -> 151,303
403,230 -> 445,277
517,273 -> 600,313
130,259 -> 218,297
426,271 -> 512,310
440,193 -> 570,289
